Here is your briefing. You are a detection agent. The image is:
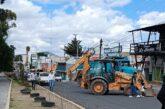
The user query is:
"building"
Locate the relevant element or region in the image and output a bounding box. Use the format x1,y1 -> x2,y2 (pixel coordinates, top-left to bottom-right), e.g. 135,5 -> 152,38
14,54 -> 30,71
14,54 -> 30,79
129,24 -> 165,81
121,52 -> 143,70
31,52 -> 65,72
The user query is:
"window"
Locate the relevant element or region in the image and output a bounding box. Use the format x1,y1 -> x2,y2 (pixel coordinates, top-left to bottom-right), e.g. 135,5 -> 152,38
105,63 -> 112,73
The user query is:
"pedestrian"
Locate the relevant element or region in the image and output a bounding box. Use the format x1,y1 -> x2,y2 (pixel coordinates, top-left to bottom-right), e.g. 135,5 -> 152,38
157,75 -> 165,109
48,71 -> 55,91
30,71 -> 37,90
129,72 -> 141,97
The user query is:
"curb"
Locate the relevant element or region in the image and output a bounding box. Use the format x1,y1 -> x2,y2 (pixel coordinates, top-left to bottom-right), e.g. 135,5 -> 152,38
5,78 -> 12,109
38,85 -> 85,109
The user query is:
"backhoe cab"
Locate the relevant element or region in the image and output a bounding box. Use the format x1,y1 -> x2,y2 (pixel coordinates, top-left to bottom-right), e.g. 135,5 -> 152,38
87,59 -> 115,95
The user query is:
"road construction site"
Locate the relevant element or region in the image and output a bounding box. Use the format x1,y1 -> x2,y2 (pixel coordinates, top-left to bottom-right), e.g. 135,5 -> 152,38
44,81 -> 161,109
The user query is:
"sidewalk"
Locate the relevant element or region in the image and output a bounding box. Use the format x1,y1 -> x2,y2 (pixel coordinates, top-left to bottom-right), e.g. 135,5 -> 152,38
10,81 -> 57,109
0,76 -> 10,109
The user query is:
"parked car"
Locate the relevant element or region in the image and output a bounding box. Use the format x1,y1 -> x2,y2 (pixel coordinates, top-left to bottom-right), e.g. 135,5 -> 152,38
54,72 -> 62,82
39,72 -> 49,84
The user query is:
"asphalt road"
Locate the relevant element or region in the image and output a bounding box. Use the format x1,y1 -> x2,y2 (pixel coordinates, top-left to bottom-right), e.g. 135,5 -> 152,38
0,76 -> 10,109
45,81 -> 161,109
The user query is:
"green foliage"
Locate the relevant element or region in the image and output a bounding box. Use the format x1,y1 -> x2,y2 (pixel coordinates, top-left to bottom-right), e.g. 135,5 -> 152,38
0,9 -> 16,40
0,7 -> 16,71
0,38 -> 15,71
153,67 -> 162,81
19,63 -> 24,81
0,0 -> 5,4
64,37 -> 83,57
26,46 -> 30,52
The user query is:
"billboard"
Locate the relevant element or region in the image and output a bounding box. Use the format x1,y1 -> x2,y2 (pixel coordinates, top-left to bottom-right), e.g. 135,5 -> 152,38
104,46 -> 122,57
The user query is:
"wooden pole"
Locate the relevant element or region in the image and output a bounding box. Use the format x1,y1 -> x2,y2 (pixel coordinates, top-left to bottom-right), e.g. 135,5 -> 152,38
132,32 -> 138,68
147,31 -> 151,45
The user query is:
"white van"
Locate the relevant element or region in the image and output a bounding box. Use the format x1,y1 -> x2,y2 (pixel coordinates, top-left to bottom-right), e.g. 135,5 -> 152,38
39,72 -> 49,84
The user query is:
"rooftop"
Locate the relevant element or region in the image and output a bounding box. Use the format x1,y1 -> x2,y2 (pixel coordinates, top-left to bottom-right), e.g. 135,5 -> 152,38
129,23 -> 165,32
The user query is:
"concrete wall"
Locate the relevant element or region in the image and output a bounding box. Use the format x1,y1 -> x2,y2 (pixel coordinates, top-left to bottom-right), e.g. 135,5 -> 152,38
36,85 -> 85,109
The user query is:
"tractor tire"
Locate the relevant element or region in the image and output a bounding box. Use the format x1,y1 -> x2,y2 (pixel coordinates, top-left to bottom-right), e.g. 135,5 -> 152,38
124,86 -> 131,96
90,79 -> 108,95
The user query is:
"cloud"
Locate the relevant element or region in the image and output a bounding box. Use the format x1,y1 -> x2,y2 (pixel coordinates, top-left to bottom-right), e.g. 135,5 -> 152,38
1,0 -> 134,55
137,11 -> 165,27
81,0 -> 131,9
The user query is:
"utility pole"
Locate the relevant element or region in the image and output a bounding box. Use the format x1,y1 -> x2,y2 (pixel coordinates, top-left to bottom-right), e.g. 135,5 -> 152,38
73,34 -> 78,59
50,59 -> 52,71
99,38 -> 103,59
119,43 -> 122,53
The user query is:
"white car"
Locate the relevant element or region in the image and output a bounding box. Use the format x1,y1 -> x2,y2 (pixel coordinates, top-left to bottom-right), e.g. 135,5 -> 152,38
55,73 -> 62,82
39,72 -> 49,84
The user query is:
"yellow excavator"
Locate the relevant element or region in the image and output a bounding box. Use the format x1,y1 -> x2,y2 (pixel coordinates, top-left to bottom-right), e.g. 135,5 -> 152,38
67,51 -> 154,96
67,51 -> 91,88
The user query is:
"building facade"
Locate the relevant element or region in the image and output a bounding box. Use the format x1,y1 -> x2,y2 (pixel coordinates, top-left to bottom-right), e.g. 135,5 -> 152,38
129,24 -> 165,81
31,52 -> 65,72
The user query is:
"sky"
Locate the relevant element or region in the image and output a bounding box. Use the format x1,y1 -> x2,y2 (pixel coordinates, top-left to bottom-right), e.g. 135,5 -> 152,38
1,0 -> 165,56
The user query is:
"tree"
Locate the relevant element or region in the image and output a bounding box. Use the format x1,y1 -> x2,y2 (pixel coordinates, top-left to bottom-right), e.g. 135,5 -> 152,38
0,40 -> 15,71
0,0 -> 5,4
0,4 -> 17,71
19,63 -> 24,81
26,46 -> 30,52
0,9 -> 16,39
64,37 -> 83,57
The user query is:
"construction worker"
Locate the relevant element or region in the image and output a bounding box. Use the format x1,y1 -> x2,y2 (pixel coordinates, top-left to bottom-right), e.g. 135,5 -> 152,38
140,81 -> 145,96
157,75 -> 165,109
129,72 -> 141,97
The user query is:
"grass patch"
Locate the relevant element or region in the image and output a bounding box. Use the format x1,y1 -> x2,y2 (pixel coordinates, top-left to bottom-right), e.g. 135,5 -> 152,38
9,77 -> 31,87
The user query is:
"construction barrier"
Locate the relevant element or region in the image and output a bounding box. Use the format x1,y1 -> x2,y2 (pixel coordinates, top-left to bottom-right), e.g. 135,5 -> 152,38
36,85 -> 85,109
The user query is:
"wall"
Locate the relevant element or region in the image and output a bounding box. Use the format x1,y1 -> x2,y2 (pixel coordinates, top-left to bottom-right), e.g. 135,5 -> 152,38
36,85 -> 85,109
